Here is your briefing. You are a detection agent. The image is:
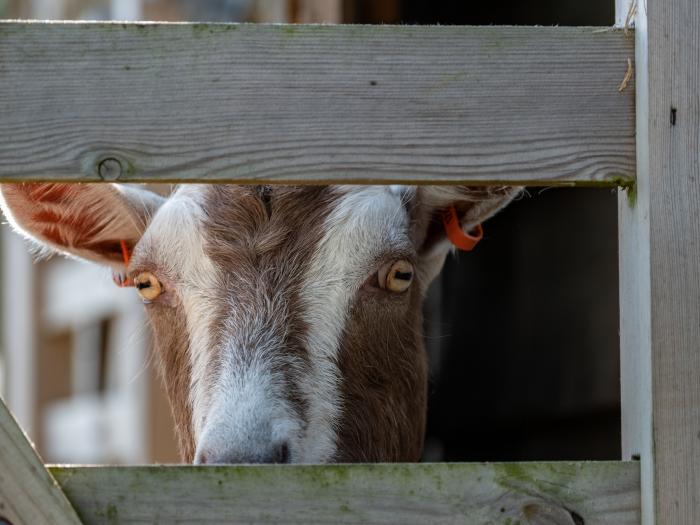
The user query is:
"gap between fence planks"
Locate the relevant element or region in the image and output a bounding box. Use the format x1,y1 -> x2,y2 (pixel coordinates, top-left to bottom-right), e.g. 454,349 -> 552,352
49,462 -> 640,524
0,22 -> 635,185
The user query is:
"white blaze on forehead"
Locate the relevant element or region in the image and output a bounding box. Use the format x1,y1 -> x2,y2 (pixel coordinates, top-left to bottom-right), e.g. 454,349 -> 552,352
143,185 -> 220,439
298,186 -> 412,462
195,335 -> 303,463
143,185 -> 414,462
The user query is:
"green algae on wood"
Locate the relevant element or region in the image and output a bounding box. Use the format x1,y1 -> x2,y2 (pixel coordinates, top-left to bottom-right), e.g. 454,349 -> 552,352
48,462 -> 640,524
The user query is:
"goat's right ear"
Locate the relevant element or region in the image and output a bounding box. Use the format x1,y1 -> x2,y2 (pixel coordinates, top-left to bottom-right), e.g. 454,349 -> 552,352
0,183 -> 164,268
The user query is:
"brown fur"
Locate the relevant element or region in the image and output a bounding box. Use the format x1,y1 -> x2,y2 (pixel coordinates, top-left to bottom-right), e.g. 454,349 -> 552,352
148,185 -> 431,461
335,284 -> 428,462
199,186 -> 338,454
147,301 -> 196,461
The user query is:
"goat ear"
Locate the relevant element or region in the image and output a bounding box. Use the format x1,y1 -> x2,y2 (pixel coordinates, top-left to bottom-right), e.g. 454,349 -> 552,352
0,183 -> 165,268
418,186 -> 522,284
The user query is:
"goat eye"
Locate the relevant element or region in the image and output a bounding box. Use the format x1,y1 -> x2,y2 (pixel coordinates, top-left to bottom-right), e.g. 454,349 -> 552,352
133,272 -> 163,302
380,260 -> 414,293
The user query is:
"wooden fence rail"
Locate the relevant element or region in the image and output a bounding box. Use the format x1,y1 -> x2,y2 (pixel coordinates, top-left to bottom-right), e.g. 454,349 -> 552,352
49,462 -> 641,524
8,15 -> 700,525
0,22 -> 634,186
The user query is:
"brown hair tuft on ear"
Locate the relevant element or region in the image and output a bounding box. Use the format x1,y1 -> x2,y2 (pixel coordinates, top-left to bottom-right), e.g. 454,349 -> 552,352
0,183 -> 164,268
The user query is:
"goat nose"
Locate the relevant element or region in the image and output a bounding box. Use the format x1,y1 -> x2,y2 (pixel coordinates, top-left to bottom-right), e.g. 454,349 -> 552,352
196,441 -> 290,465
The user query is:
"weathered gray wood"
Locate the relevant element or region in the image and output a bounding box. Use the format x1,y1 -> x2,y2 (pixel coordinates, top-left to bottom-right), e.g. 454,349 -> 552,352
0,398 -> 82,525
617,3 -> 652,524
615,0 -> 634,28
50,462 -> 640,524
618,0 -> 700,523
0,22 -> 634,185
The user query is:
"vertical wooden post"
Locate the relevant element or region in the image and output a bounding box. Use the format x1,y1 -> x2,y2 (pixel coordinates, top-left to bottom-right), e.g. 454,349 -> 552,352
110,0 -> 142,21
29,0 -> 64,19
1,230 -> 37,437
618,0 -> 700,523
614,0 -> 633,28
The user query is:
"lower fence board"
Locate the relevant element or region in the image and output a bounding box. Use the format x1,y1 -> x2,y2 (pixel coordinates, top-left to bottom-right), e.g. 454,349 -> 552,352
49,461 -> 640,524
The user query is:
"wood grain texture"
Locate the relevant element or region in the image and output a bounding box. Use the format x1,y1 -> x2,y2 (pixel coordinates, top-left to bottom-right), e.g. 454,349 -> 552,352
617,4 -> 652,525
618,0 -> 700,523
0,22 -> 634,185
50,462 -> 640,524
0,399 -> 82,525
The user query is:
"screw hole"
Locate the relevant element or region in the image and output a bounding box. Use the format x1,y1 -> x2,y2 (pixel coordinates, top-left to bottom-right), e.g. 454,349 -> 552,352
98,157 -> 123,181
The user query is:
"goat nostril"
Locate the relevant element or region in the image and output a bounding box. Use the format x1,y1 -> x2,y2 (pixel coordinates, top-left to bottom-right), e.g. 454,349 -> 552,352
277,443 -> 290,464
195,441 -> 290,464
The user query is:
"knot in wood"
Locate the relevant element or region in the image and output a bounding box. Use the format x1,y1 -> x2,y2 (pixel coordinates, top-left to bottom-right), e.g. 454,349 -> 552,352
98,157 -> 123,181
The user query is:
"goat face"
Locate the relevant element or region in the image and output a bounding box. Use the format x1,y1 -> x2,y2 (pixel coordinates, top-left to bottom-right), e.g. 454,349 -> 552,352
0,183 -> 518,463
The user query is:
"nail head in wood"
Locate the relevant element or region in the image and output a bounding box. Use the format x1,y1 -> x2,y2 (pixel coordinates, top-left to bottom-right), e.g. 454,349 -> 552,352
98,157 -> 123,181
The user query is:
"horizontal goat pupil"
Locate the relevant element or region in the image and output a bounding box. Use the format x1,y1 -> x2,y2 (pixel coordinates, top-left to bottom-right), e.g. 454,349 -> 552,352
137,282 -> 151,290
394,271 -> 412,281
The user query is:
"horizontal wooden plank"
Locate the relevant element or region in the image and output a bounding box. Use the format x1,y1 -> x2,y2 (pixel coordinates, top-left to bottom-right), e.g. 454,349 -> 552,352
49,462 -> 640,524
0,22 -> 635,185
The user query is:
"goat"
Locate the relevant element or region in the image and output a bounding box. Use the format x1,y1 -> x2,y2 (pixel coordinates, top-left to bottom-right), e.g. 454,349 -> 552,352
0,183 -> 518,463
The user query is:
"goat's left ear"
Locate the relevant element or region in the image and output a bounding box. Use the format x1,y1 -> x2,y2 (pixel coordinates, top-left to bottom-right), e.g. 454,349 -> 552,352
417,186 -> 522,284
0,183 -> 165,269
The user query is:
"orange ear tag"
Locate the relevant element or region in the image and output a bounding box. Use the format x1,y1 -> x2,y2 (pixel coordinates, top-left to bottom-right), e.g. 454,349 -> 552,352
442,206 -> 484,252
113,239 -> 134,288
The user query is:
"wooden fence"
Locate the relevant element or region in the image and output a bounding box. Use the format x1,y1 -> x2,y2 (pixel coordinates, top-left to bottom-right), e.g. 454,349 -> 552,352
1,0 -> 699,522
0,23 -> 634,186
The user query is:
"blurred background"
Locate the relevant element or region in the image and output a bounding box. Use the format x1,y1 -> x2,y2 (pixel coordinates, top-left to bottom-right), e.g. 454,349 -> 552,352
0,0 -> 619,464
